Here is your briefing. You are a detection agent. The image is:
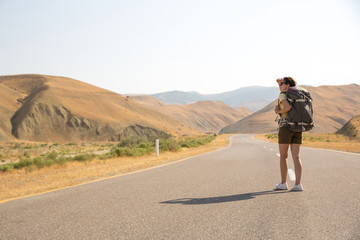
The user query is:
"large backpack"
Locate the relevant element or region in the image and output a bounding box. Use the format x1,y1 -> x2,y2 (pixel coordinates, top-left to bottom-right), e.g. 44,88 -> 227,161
281,86 -> 314,132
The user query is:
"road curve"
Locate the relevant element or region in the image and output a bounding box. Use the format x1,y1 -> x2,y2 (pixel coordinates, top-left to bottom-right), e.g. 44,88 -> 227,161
1,135 -> 360,239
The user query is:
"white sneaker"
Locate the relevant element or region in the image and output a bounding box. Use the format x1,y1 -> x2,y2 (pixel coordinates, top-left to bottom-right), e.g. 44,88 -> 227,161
275,182 -> 288,190
291,184 -> 304,191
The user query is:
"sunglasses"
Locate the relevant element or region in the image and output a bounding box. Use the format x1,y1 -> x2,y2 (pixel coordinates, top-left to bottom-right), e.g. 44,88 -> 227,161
280,82 -> 286,86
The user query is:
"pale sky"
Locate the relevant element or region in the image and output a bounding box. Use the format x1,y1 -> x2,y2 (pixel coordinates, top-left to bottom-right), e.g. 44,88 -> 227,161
1,0 -> 359,94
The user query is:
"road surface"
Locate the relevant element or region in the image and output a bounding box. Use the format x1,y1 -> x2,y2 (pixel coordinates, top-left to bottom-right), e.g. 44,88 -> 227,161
1,135 -> 359,239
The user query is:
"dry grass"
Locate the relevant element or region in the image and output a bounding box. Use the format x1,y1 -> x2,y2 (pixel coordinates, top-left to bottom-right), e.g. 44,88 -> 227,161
0,135 -> 230,202
256,132 -> 360,153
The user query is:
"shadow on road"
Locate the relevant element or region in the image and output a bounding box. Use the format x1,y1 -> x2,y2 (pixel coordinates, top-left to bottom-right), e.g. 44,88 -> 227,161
160,190 -> 289,205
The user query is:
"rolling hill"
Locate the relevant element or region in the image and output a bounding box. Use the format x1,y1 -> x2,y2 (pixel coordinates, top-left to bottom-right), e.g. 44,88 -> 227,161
129,95 -> 252,133
0,74 -> 200,142
2,75 -> 358,141
220,84 -> 360,134
151,86 -> 279,111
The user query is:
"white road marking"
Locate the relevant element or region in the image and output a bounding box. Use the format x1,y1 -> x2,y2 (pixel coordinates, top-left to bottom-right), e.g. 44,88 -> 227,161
288,168 -> 296,181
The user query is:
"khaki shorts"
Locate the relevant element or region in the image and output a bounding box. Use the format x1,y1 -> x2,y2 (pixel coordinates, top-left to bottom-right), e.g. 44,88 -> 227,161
278,127 -> 302,144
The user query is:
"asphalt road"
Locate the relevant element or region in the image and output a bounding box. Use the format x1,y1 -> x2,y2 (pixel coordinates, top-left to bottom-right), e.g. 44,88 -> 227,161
1,135 -> 360,240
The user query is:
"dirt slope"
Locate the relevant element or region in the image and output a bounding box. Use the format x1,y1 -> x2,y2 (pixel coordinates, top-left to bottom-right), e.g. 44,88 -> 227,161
220,84 -> 360,134
129,96 -> 252,133
0,74 -> 199,142
336,115 -> 360,140
0,83 -> 24,141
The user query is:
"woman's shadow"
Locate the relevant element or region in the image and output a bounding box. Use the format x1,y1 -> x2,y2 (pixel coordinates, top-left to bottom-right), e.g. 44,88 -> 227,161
160,190 -> 289,205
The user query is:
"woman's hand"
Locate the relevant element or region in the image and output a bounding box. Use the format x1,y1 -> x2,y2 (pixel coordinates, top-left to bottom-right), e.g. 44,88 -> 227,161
275,105 -> 280,114
275,100 -> 292,114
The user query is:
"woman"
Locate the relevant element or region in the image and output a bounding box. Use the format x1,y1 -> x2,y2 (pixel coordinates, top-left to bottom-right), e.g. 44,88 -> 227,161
274,77 -> 303,191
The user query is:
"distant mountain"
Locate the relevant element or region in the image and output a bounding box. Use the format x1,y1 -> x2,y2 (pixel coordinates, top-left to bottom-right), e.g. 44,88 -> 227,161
207,86 -> 279,111
151,87 -> 279,111
0,74 -> 199,142
152,91 -> 206,105
129,95 -> 252,133
220,84 -> 360,134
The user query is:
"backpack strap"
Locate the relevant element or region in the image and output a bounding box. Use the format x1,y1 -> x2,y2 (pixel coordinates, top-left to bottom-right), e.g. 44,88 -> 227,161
287,122 -> 313,126
288,98 -> 310,103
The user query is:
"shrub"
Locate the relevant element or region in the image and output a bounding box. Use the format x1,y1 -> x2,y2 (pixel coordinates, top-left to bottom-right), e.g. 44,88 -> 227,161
26,165 -> 34,173
114,147 -> 134,157
265,133 -> 278,139
0,163 -> 14,172
23,152 -> 30,158
51,143 -> 60,147
54,157 -> 67,166
179,135 -> 215,148
111,146 -> 154,157
118,136 -> 150,148
66,142 -> 78,146
46,151 -> 58,160
160,139 -> 180,152
44,159 -> 54,167
12,143 -> 22,149
34,157 -> 45,169
72,154 -> 96,161
14,158 -> 33,169
31,151 -> 63,169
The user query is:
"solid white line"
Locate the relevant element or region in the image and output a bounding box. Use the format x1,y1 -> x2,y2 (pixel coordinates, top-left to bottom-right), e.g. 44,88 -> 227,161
301,145 -> 360,156
255,136 -> 360,156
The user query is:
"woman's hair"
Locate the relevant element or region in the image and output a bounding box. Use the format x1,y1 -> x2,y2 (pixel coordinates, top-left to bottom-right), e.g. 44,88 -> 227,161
283,77 -> 297,87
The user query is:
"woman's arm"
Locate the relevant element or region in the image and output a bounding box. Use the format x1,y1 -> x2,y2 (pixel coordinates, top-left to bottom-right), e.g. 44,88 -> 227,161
276,99 -> 292,114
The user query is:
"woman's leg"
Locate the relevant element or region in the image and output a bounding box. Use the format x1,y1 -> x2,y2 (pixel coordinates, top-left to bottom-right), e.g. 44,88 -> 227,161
279,143 -> 289,183
290,144 -> 302,185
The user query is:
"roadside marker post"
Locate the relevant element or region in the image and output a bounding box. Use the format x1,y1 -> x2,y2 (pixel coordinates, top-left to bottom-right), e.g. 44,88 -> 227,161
156,139 -> 159,157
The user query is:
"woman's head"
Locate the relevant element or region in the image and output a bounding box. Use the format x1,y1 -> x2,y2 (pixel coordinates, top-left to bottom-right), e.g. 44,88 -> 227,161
282,77 -> 297,87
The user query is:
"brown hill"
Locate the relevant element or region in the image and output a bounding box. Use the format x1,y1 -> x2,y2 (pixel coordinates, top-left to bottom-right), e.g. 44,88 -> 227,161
0,83 -> 24,141
336,115 -> 360,140
0,74 -> 200,142
237,106 -> 253,114
128,95 -> 168,108
129,96 -> 252,133
220,84 -> 360,134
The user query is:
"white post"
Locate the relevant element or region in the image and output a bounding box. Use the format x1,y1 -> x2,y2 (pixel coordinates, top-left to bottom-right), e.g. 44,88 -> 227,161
155,139 -> 159,157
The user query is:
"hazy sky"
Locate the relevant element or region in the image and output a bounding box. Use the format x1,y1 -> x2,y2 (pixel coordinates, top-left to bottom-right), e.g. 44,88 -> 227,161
1,0 -> 359,94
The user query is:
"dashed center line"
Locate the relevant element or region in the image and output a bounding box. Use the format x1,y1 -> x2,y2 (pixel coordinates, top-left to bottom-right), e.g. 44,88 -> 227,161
288,168 -> 296,181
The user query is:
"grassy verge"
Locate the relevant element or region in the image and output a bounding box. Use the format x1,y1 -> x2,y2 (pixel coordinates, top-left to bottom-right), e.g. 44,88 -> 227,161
256,132 -> 360,153
0,135 -> 216,173
0,134 -> 229,202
